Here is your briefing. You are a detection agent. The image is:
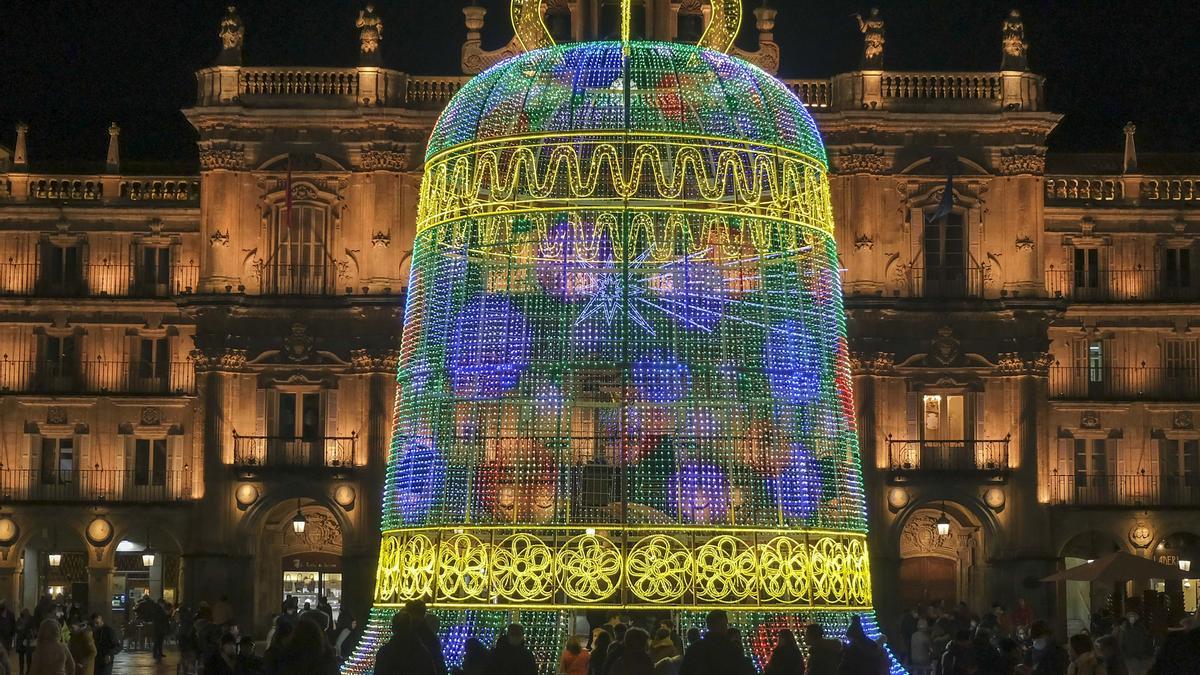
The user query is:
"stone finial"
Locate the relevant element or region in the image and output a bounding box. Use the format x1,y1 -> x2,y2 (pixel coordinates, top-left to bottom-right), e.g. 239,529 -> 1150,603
217,5 -> 245,66
13,123 -> 28,169
855,8 -> 884,70
106,123 -> 121,174
754,2 -> 778,39
1001,9 -> 1028,71
356,4 -> 383,65
1123,122 -> 1138,173
463,1 -> 486,36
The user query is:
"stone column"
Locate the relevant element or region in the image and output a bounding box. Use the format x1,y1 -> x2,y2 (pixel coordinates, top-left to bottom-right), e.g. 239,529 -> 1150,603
87,563 -> 114,620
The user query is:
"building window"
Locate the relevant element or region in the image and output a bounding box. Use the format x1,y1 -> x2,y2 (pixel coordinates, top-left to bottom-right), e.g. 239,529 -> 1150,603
1160,438 -> 1200,488
275,392 -> 322,441
135,246 -> 172,296
1073,438 -> 1108,487
1073,247 -> 1101,290
39,334 -> 77,388
136,337 -> 170,382
1164,247 -> 1192,289
40,437 -> 74,484
921,394 -> 966,441
271,205 -> 331,294
133,438 -> 168,487
923,212 -> 966,297
1087,340 -> 1105,383
39,243 -> 83,295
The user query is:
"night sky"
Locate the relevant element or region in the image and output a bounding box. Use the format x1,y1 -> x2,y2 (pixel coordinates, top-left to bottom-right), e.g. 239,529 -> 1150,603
0,0 -> 1196,170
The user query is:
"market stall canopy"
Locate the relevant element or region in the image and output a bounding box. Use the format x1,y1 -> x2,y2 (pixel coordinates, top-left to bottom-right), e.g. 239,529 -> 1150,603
1042,551 -> 1189,583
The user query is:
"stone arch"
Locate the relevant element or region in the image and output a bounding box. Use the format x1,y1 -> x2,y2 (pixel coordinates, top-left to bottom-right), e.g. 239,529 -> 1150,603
898,155 -> 990,177
241,492 -> 350,633
9,514 -> 90,612
891,496 -> 991,613
1057,529 -> 1124,636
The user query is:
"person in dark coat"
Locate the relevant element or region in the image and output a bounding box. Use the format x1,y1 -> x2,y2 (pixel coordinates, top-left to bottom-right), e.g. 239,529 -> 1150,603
91,613 -> 121,675
405,600 -> 447,675
678,610 -> 743,675
765,629 -> 805,675
267,617 -> 339,675
1148,622 -> 1200,675
374,611 -> 435,675
485,624 -> 538,675
838,616 -> 886,675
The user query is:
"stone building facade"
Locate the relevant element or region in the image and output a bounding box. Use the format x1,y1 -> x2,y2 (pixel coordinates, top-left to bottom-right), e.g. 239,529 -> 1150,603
0,1 -> 1195,638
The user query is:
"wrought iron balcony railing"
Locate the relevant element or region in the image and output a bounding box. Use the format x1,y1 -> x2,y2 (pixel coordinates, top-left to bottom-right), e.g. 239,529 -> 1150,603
1049,365 -> 1200,401
232,433 -> 358,469
0,358 -> 195,395
1047,473 -> 1200,507
899,265 -> 987,299
886,438 -> 1010,473
1045,267 -> 1200,303
0,261 -> 199,297
0,468 -> 194,502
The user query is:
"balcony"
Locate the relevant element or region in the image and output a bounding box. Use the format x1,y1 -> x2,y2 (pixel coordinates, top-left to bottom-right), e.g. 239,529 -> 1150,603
0,468 -> 193,502
253,263 -> 340,296
898,265 -> 986,299
1045,267 -> 1200,303
1047,473 -> 1200,507
1049,366 -> 1200,402
232,433 -> 358,469
886,438 -> 1010,476
0,260 -> 199,297
0,358 -> 196,395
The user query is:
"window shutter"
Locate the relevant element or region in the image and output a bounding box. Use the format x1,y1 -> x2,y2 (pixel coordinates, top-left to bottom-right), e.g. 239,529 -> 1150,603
906,392 -> 919,440
325,388 -> 339,438
255,389 -> 267,436
78,433 -> 89,471
973,389 -> 986,441
1056,436 -> 1073,477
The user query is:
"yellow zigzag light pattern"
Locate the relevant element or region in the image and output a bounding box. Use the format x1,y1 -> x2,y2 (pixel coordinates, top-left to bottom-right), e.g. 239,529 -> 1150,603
417,134 -> 834,239
425,211 -> 824,265
372,526 -> 873,611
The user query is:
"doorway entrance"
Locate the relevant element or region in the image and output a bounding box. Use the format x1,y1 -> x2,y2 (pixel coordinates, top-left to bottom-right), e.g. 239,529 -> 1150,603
282,551 -> 342,622
899,556 -> 957,608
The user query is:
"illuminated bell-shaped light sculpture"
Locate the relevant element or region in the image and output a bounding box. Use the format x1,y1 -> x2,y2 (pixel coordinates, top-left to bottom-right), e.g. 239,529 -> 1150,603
347,1 -> 899,672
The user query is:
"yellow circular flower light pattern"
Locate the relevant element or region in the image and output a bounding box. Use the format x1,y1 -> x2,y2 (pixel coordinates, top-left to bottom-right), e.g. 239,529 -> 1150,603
373,527 -> 872,611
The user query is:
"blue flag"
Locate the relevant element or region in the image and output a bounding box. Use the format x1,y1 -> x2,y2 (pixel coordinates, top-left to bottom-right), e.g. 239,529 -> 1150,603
927,172 -> 955,224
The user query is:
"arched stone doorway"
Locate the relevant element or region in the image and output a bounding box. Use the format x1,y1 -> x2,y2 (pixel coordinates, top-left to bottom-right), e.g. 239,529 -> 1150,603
18,524 -> 87,611
251,499 -> 345,631
1059,530 -> 1122,636
107,522 -> 183,628
897,504 -> 983,612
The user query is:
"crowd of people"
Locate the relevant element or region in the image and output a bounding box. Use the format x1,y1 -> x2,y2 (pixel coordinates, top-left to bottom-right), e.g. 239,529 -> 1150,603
892,598 -> 1200,675
175,593 -> 361,675
367,605 -> 890,675
0,594 -> 121,675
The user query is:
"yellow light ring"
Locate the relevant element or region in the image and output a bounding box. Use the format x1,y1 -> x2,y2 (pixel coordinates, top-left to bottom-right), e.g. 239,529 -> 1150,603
697,0 -> 744,54
423,140 -> 824,204
492,533 -> 556,602
694,534 -> 757,604
626,534 -> 692,603
557,533 -> 623,602
510,0 -> 555,52
372,527 -> 873,611
423,211 -> 823,264
416,143 -> 831,237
